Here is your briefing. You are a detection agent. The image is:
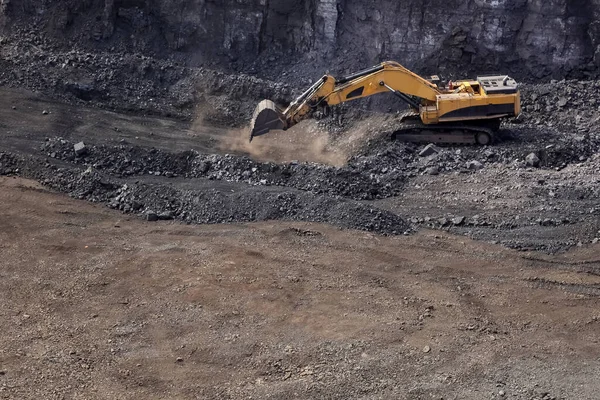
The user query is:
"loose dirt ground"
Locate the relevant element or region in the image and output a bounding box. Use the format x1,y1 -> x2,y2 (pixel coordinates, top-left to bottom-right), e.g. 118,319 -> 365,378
1,177 -> 599,399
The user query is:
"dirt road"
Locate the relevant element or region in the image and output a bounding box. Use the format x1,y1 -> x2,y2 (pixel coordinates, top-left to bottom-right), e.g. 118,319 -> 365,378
1,177 -> 599,399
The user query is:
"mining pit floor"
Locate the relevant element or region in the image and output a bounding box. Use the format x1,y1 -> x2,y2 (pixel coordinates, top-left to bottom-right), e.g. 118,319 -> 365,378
0,88 -> 599,399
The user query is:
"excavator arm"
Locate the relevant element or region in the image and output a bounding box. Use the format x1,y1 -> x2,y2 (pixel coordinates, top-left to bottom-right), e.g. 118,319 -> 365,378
250,61 -> 442,141
249,61 -> 520,145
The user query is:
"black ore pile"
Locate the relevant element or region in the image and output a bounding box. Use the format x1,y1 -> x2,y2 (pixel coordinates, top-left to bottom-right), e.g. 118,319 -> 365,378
41,139 -> 406,201
0,149 -> 410,235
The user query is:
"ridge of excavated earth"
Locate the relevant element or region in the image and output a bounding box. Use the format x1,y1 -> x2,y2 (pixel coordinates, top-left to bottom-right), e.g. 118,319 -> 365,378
0,84 -> 599,253
0,151 -> 409,236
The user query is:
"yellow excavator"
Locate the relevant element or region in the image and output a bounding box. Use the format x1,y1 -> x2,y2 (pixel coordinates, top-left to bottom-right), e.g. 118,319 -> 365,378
249,61 -> 520,145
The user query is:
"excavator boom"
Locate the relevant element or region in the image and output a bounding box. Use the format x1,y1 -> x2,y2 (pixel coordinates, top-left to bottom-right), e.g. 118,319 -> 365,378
249,61 -> 520,144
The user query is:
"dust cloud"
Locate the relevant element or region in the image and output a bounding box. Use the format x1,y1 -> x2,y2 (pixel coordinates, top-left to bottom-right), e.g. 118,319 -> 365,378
332,114 -> 393,156
191,99 -> 394,166
218,120 -> 349,167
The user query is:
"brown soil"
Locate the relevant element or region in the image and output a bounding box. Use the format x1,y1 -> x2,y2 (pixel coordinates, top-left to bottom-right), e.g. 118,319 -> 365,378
1,177 -> 599,399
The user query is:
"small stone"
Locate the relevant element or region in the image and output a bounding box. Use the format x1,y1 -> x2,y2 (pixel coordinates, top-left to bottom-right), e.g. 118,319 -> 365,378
176,357 -> 184,363
499,390 -> 506,397
74,142 -> 88,156
557,97 -> 568,107
525,152 -> 540,168
484,150 -> 496,159
158,211 -> 174,220
438,217 -> 449,226
592,238 -> 599,244
419,144 -> 440,157
146,211 -> 159,222
466,160 -> 483,170
539,218 -> 553,226
42,110 -> 49,115
11,106 -> 16,110
538,86 -> 551,96
452,216 -> 465,226
422,345 -> 431,353
426,166 -> 439,175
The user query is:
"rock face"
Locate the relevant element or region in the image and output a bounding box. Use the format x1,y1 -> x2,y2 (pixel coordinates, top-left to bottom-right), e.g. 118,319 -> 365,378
1,0 -> 599,80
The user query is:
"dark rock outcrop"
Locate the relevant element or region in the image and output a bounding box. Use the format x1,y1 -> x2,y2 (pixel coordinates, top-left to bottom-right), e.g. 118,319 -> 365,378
1,0 -> 599,80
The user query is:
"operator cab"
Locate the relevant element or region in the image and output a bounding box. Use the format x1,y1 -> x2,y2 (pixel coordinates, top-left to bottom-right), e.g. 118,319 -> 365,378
427,75 -> 441,85
477,75 -> 518,94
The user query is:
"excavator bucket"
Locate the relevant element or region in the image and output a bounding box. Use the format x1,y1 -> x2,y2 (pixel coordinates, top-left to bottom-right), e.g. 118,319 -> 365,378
249,99 -> 286,142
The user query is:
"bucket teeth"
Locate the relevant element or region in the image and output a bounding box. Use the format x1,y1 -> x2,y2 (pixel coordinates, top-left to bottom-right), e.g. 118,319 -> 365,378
249,100 -> 286,142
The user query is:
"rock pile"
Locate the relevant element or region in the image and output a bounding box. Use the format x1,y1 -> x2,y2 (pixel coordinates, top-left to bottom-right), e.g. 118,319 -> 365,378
41,138 -> 406,201
1,150 -> 410,235
520,81 -> 600,135
0,30 -> 290,125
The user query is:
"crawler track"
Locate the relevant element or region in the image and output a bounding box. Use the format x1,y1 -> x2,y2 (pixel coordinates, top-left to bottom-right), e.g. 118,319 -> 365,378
391,110 -> 497,145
